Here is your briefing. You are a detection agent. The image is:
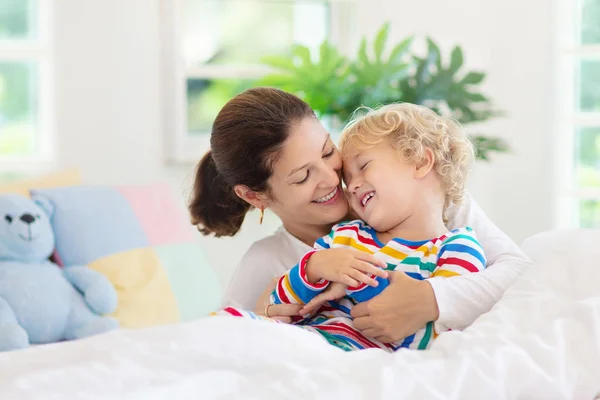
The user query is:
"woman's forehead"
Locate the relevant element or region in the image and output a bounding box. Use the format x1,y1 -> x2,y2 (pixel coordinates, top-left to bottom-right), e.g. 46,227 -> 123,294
272,118 -> 330,176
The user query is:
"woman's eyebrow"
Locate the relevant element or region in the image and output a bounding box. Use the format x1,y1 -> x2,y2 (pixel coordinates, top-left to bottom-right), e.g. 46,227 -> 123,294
322,134 -> 331,151
287,135 -> 332,178
288,162 -> 310,178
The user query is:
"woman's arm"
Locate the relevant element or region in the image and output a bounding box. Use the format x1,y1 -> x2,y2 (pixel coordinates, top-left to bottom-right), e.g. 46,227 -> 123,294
351,193 -> 532,342
253,278 -> 303,323
431,192 -> 532,330
221,243 -> 283,311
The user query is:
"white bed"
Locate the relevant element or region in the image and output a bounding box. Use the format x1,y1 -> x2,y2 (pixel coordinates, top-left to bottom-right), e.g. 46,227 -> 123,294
1,228 -> 599,400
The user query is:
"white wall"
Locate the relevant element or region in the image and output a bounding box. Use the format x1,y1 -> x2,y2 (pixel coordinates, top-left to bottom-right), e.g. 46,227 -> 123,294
49,0 -> 558,284
54,0 -> 165,186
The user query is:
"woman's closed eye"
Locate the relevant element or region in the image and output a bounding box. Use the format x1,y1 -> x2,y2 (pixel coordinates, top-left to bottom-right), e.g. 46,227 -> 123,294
296,170 -> 310,185
323,147 -> 335,159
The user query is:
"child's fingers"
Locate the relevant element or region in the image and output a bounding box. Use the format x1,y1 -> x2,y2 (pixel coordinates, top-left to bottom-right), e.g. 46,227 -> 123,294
301,283 -> 347,314
352,251 -> 387,269
341,275 -> 360,287
348,269 -> 378,287
354,261 -> 388,279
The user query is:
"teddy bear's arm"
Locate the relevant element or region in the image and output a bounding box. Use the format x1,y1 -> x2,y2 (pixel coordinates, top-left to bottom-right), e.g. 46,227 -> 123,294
0,296 -> 29,351
62,267 -> 118,315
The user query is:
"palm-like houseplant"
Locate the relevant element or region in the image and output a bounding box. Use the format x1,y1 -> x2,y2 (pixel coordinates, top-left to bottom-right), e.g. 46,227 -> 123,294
258,22 -> 508,161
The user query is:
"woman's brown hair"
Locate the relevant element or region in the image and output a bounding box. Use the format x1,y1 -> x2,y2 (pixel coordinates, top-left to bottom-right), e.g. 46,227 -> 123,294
189,87 -> 315,237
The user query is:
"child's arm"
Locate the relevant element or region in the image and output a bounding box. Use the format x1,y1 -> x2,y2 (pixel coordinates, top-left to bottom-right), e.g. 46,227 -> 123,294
270,232 -> 334,306
271,225 -> 388,306
344,274 -> 390,303
345,228 -> 486,304
432,228 -> 487,278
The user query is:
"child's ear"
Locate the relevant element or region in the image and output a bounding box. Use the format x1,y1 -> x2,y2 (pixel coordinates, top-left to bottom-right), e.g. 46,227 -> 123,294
415,148 -> 435,179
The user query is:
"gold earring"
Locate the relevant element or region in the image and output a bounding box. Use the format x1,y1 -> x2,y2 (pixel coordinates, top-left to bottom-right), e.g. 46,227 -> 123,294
259,208 -> 265,225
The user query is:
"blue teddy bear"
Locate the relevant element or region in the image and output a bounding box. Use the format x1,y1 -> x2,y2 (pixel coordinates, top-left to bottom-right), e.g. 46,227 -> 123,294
0,194 -> 119,351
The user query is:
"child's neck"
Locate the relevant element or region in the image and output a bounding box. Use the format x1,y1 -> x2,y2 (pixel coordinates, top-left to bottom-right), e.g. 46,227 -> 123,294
377,197 -> 447,244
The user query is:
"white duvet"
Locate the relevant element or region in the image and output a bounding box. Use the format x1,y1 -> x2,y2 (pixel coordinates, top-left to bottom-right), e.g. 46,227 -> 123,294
1,229 -> 599,400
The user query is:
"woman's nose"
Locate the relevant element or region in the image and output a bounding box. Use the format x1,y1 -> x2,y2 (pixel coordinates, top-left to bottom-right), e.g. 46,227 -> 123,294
319,165 -> 340,188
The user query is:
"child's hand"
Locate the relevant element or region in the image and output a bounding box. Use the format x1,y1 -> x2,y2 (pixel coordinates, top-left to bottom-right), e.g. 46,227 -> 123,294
306,248 -> 388,287
300,282 -> 347,315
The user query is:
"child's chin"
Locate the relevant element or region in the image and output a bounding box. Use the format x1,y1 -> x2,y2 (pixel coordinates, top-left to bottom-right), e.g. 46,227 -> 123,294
363,217 -> 377,228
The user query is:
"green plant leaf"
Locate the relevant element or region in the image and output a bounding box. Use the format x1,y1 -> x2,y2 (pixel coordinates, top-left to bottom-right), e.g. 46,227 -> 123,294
461,72 -> 485,85
357,37 -> 368,62
374,22 -> 390,63
470,135 -> 509,161
387,36 -> 413,65
449,46 -> 463,73
426,37 -> 442,70
414,57 -> 428,87
293,44 -> 313,66
465,92 -> 488,102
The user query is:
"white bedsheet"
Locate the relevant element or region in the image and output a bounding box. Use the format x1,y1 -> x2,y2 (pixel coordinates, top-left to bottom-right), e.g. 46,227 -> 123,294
1,229 -> 599,400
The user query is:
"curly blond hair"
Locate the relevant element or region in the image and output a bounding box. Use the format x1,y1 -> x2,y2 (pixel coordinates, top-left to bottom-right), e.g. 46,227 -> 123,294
339,103 -> 475,214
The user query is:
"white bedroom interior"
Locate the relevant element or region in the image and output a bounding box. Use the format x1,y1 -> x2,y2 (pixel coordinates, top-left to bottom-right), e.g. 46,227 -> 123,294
0,0 -> 598,291
1,1 -> 600,397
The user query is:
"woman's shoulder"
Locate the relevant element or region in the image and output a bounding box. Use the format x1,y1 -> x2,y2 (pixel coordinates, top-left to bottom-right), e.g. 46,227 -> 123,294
243,228 -> 290,257
240,226 -> 311,267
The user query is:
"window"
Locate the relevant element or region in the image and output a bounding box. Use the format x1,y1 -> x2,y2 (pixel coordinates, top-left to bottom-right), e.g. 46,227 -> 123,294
162,0 -> 355,163
0,0 -> 52,165
557,0 -> 600,228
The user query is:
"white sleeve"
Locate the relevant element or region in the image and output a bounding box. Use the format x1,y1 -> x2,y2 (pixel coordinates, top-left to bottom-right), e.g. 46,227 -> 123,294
220,244 -> 283,311
428,192 -> 533,331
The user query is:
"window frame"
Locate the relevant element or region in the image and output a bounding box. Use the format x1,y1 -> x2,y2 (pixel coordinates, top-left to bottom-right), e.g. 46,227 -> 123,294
554,0 -> 600,228
0,0 -> 54,170
161,0 -> 356,164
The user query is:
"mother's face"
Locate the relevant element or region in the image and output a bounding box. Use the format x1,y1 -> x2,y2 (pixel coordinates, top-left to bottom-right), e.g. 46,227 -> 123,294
266,117 -> 349,230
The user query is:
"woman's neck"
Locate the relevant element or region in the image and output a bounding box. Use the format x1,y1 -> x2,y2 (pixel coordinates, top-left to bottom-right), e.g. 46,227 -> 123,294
284,221 -> 333,247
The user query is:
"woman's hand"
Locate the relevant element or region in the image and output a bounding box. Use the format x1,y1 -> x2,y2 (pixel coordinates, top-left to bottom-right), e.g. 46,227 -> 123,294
306,248 -> 388,287
254,278 -> 302,323
299,282 -> 347,315
351,271 -> 440,343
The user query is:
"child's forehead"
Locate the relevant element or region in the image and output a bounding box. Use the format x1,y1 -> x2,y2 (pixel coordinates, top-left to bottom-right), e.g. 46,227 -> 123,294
341,141 -> 365,160
341,140 -> 357,154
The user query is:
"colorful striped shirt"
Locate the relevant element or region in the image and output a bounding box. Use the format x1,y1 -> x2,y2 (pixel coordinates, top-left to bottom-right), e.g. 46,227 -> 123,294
270,220 -> 487,352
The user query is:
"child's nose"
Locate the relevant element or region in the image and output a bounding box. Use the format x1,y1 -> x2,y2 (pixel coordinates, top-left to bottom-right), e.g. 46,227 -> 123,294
349,178 -> 362,194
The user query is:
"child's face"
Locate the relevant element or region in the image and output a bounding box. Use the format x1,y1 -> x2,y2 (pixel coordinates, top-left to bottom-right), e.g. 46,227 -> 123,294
342,141 -> 421,232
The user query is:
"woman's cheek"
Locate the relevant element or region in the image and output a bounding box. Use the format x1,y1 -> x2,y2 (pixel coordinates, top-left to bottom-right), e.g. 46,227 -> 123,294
287,185 -> 313,206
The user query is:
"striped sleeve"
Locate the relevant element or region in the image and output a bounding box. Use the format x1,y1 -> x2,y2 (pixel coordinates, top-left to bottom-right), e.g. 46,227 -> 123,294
432,227 -> 487,278
346,276 -> 389,303
270,229 -> 335,305
339,221 -> 389,303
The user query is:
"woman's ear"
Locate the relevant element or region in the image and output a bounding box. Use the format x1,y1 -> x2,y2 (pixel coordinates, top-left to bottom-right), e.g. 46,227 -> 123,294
415,148 -> 435,179
233,185 -> 268,210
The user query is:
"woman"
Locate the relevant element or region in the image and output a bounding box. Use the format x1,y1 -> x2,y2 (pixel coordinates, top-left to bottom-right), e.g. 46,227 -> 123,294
189,87 -> 531,343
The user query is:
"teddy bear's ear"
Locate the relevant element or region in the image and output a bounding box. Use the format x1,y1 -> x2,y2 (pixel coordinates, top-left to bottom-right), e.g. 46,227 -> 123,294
32,194 -> 55,218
